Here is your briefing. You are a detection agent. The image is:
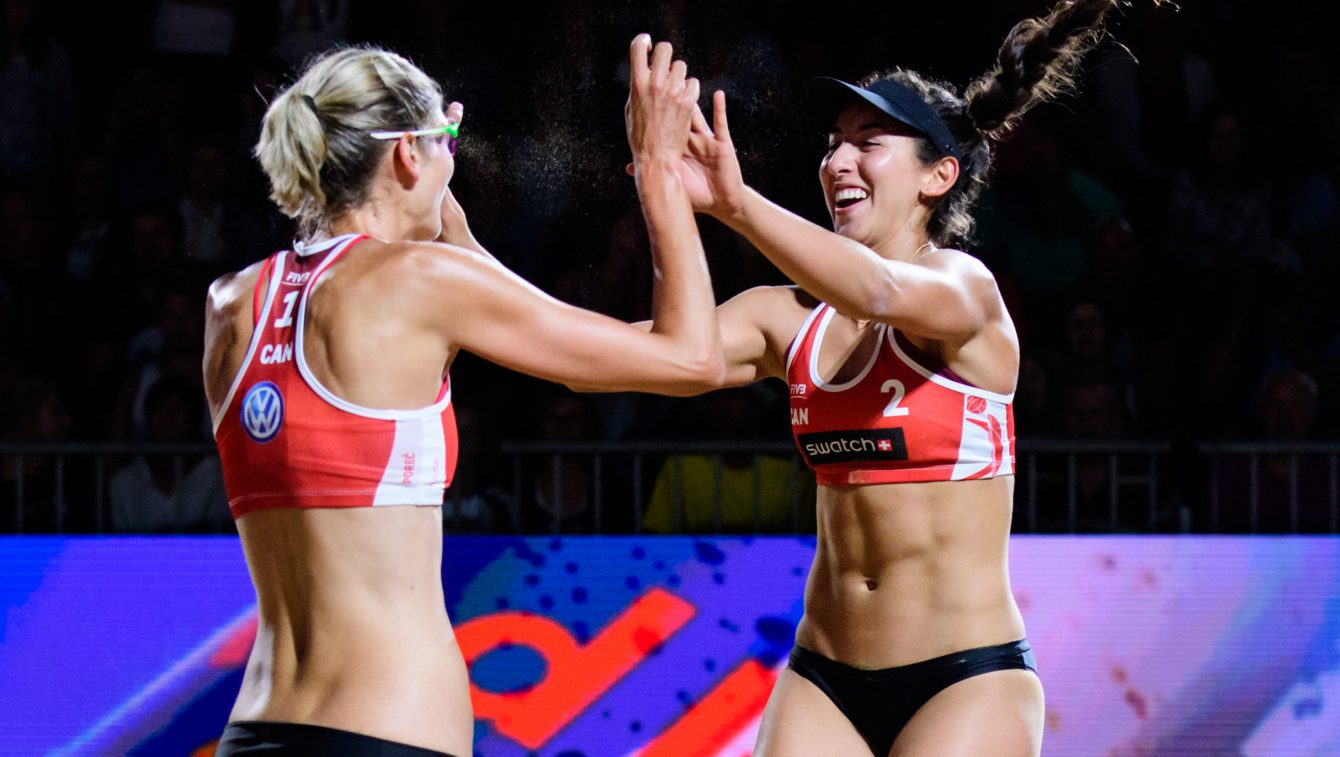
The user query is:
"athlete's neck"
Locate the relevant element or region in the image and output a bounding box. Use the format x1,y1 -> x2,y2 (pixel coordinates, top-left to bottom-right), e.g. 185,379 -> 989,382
864,213 -> 934,264
326,200 -> 431,246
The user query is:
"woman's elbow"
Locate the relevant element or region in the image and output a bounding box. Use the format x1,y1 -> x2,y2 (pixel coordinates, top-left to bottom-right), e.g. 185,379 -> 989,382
670,351 -> 728,396
700,354 -> 729,391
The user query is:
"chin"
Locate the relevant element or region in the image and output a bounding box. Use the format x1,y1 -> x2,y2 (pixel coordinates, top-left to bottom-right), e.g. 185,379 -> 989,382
832,219 -> 861,241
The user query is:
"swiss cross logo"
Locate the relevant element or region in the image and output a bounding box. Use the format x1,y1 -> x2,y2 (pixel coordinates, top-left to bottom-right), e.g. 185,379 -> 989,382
877,439 -> 893,452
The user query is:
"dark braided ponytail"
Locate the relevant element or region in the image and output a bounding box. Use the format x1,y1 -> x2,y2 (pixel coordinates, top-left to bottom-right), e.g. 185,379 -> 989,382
860,0 -> 1167,248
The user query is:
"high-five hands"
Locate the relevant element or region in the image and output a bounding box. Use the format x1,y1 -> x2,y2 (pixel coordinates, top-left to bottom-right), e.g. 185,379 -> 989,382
623,36 -> 745,220
681,91 -> 745,220
625,34 -> 700,169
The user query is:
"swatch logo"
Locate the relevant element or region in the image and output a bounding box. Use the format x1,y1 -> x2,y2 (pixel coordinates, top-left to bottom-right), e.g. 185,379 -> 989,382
796,429 -> 908,465
241,382 -> 284,443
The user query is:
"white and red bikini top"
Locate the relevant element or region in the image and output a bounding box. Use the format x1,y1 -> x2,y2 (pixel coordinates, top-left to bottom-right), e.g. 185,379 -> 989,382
214,234 -> 457,517
787,303 -> 1014,486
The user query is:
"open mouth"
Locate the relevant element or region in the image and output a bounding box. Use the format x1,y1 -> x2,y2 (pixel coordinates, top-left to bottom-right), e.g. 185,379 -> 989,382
833,187 -> 869,211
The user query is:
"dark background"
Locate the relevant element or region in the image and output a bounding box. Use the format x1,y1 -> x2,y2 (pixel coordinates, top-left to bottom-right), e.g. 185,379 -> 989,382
2,0 -> 1336,532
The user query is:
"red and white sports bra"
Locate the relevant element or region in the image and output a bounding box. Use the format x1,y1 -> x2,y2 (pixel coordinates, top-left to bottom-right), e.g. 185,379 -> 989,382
787,303 -> 1014,486
213,234 -> 458,517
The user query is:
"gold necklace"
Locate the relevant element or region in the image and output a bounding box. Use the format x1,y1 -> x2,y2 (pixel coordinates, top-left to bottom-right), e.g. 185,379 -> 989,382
911,241 -> 937,261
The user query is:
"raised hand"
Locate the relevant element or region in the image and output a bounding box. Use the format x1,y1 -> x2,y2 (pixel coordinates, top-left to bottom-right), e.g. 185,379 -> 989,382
625,34 -> 700,168
679,90 -> 746,220
438,101 -> 483,251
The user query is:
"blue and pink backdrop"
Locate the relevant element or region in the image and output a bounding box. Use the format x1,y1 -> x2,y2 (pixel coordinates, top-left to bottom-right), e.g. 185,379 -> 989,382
1,536 -> 1337,756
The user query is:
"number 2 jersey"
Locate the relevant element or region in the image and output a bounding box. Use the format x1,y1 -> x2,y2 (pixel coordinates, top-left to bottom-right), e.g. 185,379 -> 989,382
787,303 -> 1014,486
213,234 -> 457,517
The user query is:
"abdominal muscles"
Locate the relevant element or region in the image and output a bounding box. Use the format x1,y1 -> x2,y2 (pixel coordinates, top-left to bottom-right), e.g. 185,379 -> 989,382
796,476 -> 1026,668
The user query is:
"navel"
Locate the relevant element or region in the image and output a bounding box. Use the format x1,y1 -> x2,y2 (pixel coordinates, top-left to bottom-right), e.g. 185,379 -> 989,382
864,579 -> 878,591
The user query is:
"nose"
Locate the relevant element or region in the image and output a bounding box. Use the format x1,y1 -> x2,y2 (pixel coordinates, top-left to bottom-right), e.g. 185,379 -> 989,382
823,141 -> 859,178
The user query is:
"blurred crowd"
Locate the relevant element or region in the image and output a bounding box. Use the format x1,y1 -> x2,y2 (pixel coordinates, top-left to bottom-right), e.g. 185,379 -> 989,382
1,0 -> 1336,533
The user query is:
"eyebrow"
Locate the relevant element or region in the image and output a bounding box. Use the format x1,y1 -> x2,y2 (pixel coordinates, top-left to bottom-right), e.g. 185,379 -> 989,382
828,120 -> 897,136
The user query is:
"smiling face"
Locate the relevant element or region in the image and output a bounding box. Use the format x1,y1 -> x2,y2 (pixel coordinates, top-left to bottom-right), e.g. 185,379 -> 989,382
820,101 -> 939,250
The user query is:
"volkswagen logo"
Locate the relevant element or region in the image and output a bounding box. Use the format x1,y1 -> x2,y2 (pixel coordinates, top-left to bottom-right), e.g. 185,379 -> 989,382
241,382 -> 284,443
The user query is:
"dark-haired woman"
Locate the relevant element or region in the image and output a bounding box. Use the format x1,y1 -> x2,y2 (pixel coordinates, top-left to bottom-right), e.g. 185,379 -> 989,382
203,38 -> 721,756
664,2 -> 1152,754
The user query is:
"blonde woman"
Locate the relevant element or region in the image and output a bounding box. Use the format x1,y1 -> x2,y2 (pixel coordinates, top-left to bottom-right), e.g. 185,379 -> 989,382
204,38 -> 720,755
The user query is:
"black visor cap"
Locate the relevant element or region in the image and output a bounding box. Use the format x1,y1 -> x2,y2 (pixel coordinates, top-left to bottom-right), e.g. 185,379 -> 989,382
806,77 -> 963,163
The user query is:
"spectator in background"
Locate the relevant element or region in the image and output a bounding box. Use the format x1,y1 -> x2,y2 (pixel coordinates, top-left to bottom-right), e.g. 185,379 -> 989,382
109,375 -> 229,533
1279,100 -> 1340,382
644,387 -> 814,534
1076,4 -> 1215,215
0,377 -> 72,533
178,141 -> 233,266
115,282 -> 209,440
1046,298 -> 1137,426
550,206 -> 655,442
443,405 -> 515,534
1083,217 -> 1147,328
1201,267 -> 1321,438
1165,104 -> 1282,275
1279,101 -> 1340,271
975,110 -> 1124,312
109,207 -> 184,334
523,391 -> 608,534
1014,356 -> 1053,436
0,0 -> 76,194
1213,369 -> 1331,533
61,151 -> 116,283
1029,378 -> 1134,533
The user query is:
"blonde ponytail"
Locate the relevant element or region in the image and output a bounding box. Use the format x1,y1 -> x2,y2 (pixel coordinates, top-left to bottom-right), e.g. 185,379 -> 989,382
255,46 -> 443,238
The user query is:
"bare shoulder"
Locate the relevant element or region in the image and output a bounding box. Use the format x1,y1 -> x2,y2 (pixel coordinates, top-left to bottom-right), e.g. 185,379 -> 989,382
921,246 -> 994,281
203,258 -> 270,415
206,259 -> 268,326
349,240 -> 511,306
385,239 -> 500,277
922,247 -> 1002,307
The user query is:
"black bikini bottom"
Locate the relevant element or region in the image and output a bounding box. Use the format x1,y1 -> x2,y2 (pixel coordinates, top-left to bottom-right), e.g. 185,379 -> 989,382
787,638 -> 1037,755
216,721 -> 461,757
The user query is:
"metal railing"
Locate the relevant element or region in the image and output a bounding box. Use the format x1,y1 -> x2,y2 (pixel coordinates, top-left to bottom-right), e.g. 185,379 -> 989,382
1202,442 -> 1340,534
2,440 -> 1338,535
500,441 -> 806,535
0,441 -> 217,534
1014,440 -> 1173,534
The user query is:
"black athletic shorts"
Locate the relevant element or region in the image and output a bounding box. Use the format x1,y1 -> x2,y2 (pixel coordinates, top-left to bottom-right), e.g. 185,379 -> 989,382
787,638 -> 1037,755
216,721 -> 461,757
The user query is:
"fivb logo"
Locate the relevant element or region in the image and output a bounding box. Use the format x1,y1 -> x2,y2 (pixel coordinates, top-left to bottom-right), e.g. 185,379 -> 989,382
241,382 -> 285,443
796,429 -> 907,466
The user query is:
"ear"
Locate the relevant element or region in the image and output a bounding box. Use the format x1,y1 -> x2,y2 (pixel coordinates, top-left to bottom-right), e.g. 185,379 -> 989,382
392,136 -> 422,188
920,156 -> 959,200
